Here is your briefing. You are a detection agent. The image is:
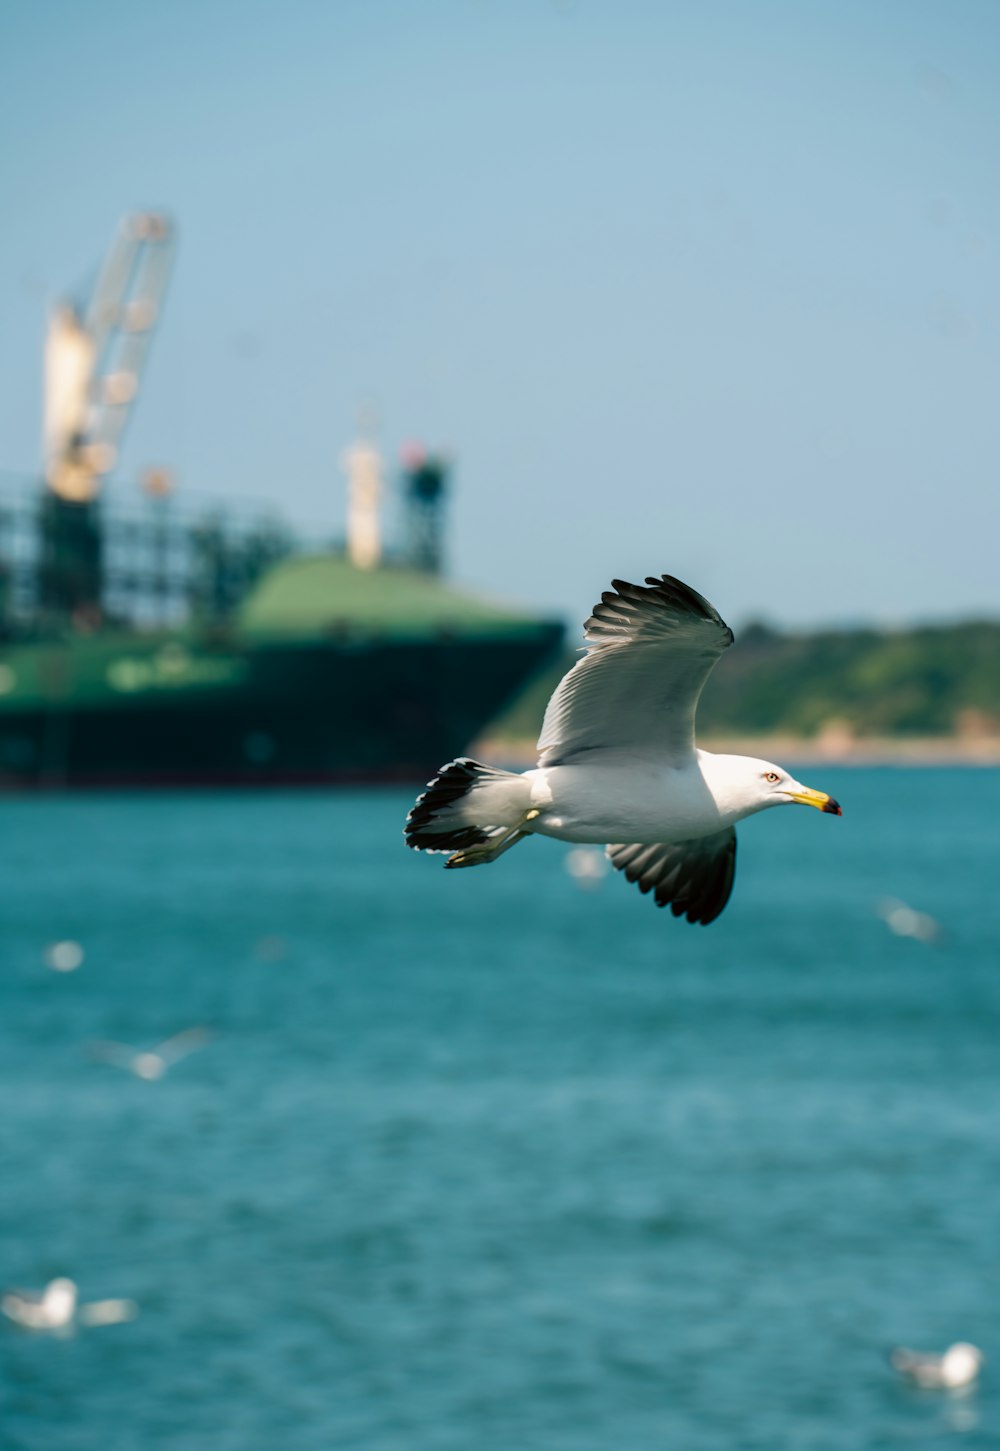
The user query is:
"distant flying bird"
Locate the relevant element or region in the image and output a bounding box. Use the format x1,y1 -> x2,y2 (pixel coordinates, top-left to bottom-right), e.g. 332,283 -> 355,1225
890,1342 -> 984,1390
564,846 -> 608,890
43,939 -> 85,972
405,573 -> 841,924
875,897 -> 945,945
89,1026 -> 214,1080
1,1278 -> 137,1332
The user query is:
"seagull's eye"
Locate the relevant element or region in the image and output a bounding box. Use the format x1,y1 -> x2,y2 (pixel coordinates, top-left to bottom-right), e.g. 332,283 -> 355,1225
763,771 -> 781,784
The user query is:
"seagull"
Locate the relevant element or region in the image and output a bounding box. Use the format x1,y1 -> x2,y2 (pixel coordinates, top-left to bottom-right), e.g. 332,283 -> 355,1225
875,897 -> 944,945
1,1278 -> 138,1332
89,1026 -> 214,1080
890,1342 -> 984,1390
43,939 -> 85,972
405,572 -> 841,924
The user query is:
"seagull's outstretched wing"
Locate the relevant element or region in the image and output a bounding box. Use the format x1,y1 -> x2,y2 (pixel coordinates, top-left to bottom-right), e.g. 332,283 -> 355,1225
88,1041 -> 139,1071
889,1348 -> 925,1378
154,1026 -> 214,1064
78,1298 -> 139,1327
607,829 -> 737,925
1,1290 -> 46,1328
537,574 -> 733,767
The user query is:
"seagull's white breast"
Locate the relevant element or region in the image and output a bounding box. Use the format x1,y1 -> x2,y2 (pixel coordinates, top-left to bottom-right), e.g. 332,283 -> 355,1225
525,757 -> 731,844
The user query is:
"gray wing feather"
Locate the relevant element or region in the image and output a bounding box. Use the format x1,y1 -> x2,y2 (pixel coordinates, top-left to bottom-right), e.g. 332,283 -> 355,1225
607,828 -> 737,925
88,1040 -> 138,1068
537,574 -> 733,767
155,1026 -> 214,1063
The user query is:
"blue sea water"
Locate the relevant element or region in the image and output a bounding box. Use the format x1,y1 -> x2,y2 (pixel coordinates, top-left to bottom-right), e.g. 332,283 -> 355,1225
1,768 -> 999,1451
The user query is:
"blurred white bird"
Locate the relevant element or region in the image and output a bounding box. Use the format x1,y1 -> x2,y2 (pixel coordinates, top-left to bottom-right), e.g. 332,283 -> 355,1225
890,1341 -> 984,1390
89,1026 -> 214,1080
43,939 -> 85,972
1,1278 -> 137,1332
564,846 -> 608,890
875,897 -> 944,945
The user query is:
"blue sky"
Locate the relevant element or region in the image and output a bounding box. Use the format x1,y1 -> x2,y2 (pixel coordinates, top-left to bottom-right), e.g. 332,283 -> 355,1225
1,0 -> 998,629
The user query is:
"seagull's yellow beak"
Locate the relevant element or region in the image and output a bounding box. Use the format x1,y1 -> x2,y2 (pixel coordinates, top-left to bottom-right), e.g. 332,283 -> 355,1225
787,786 -> 842,815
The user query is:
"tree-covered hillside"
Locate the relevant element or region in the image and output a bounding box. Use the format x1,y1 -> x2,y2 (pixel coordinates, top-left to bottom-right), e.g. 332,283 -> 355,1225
485,619 -> 1000,743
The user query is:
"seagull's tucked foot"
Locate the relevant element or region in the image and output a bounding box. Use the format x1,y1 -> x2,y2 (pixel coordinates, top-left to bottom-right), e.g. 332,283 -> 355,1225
446,830 -> 528,869
405,758 -> 533,855
445,810 -> 540,868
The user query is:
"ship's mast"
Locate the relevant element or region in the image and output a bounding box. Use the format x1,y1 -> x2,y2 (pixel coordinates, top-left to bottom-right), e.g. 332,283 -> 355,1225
401,442 -> 448,575
341,423 -> 384,571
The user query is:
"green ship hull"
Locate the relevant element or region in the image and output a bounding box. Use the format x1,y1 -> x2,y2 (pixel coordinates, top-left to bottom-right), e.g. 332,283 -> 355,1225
0,555 -> 562,789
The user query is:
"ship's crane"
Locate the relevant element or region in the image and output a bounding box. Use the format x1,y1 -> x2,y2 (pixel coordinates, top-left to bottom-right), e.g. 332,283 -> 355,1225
44,212 -> 175,503
39,212 -> 174,621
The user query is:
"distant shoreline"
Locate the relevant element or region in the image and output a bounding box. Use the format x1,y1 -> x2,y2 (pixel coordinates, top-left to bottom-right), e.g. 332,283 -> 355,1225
472,734 -> 1000,768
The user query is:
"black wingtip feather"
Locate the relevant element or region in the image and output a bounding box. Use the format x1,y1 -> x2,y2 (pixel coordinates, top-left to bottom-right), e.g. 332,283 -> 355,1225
585,572 -> 735,650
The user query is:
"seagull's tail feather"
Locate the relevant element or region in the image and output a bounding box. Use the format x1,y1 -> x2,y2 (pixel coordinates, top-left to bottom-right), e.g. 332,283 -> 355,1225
404,758 -> 532,856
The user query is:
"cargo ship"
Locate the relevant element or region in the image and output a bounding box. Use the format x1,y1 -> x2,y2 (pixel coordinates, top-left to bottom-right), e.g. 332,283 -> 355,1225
0,215 -> 562,788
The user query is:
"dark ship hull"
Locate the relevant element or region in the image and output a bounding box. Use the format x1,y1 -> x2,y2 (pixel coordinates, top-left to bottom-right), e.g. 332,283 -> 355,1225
0,547 -> 562,790
0,629 -> 559,789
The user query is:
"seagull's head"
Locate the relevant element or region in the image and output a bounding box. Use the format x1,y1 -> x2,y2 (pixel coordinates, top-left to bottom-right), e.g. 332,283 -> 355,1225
943,1343 -> 984,1383
750,759 -> 842,816
709,755 -> 842,819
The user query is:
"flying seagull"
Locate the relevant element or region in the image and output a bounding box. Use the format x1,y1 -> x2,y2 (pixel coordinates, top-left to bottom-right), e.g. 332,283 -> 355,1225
875,897 -> 944,945
89,1026 -> 214,1080
405,572 -> 841,924
889,1342 -> 984,1390
1,1278 -> 138,1332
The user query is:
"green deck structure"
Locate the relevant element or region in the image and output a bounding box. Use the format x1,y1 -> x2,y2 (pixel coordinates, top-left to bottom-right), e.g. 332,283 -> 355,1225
237,555 -> 546,641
